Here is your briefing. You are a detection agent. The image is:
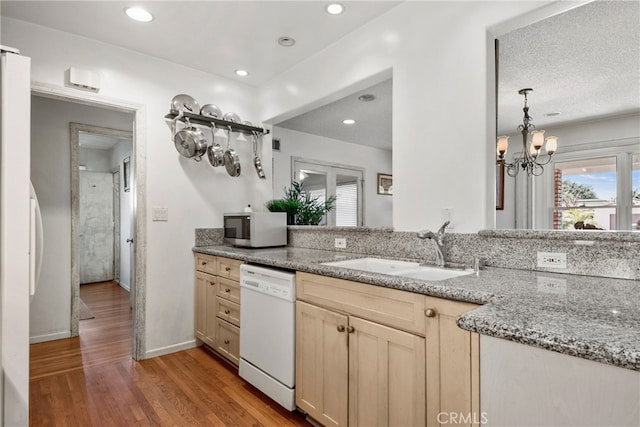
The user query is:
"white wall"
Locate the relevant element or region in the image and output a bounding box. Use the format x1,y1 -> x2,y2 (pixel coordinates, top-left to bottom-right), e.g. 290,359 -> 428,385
110,139 -> 133,290
273,127 -> 392,228
259,1 -> 548,233
78,147 -> 111,171
30,95 -> 132,343
497,113 -> 640,229
3,16 -> 269,355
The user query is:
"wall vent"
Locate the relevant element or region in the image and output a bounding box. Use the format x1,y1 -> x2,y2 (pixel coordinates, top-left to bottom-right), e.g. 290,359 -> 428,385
272,138 -> 281,151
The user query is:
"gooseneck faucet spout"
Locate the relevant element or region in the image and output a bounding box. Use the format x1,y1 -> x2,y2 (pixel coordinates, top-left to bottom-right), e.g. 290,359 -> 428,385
417,220 -> 450,267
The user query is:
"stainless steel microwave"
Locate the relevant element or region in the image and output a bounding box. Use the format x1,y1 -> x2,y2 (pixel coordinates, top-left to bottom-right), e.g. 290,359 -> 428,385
223,212 -> 287,248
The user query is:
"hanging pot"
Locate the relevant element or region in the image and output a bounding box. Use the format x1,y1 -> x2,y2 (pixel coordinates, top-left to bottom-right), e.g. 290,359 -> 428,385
223,127 -> 241,177
207,123 -> 225,167
252,132 -> 266,179
223,111 -> 241,124
170,94 -> 200,115
174,118 -> 207,161
240,120 -> 254,137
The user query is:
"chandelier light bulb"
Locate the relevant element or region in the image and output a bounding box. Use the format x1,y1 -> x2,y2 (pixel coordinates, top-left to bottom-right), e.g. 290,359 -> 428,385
531,130 -> 545,150
497,136 -> 509,157
545,136 -> 558,154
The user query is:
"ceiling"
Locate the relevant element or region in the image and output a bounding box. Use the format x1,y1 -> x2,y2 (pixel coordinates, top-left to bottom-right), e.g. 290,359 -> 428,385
497,0 -> 640,135
3,1 -> 637,149
0,1 -> 400,86
276,78 -> 392,150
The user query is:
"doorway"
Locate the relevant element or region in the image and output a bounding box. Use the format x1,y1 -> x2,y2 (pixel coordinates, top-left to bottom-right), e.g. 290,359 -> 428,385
30,85 -> 146,360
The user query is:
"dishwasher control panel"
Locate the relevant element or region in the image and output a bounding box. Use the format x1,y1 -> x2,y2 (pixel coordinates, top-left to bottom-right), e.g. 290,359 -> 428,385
240,264 -> 295,301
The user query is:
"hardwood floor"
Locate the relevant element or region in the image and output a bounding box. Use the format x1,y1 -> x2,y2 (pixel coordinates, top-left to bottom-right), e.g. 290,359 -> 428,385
30,281 -> 311,426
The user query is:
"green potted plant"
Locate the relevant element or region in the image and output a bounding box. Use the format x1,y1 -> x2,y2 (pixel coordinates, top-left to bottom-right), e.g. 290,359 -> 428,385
266,181 -> 336,225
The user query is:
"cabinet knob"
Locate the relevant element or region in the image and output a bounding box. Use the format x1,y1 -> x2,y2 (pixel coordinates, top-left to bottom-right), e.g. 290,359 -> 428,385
347,326 -> 355,334
336,325 -> 345,332
225,288 -> 231,293
224,309 -> 230,314
224,339 -> 230,345
425,308 -> 436,318
225,267 -> 231,272
202,261 -> 207,265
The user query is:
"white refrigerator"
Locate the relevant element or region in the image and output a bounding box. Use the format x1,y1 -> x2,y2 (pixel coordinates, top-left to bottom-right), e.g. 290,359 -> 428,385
1,45 -> 32,426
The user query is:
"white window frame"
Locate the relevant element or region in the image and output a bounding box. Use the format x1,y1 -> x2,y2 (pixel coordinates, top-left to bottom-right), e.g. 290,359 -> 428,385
292,157 -> 364,227
532,138 -> 639,230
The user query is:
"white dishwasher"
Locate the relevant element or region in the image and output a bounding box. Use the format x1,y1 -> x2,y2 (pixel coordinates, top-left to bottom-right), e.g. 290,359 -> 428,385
239,264 -> 296,411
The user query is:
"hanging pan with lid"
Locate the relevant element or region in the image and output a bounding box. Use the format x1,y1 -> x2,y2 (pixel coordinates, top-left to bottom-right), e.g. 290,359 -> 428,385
223,126 -> 241,177
207,123 -> 225,167
174,117 -> 208,161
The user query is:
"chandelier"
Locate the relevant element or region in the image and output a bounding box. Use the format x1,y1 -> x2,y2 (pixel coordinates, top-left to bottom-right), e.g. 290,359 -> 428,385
497,88 -> 559,177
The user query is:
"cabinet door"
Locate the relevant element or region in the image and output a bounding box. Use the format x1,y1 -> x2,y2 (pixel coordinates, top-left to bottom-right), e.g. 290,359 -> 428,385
425,296 -> 480,427
349,316 -> 426,427
194,272 -> 208,342
296,301 -> 348,427
204,276 -> 217,347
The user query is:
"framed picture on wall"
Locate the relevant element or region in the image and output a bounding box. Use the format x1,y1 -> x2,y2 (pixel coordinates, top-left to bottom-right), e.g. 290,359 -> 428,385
377,173 -> 393,195
496,160 -> 505,210
123,156 -> 131,193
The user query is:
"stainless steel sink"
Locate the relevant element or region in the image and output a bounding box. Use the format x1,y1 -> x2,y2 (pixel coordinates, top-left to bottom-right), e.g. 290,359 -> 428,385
322,257 -> 474,281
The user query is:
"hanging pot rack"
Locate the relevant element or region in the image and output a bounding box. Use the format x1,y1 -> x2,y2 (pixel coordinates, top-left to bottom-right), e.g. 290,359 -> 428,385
165,111 -> 270,135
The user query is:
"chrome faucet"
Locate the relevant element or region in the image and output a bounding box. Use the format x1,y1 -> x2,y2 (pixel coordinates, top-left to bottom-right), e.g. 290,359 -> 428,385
417,221 -> 450,267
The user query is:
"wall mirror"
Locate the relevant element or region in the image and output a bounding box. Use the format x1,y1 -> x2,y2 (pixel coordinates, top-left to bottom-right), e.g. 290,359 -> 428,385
271,73 -> 393,228
494,0 -> 639,231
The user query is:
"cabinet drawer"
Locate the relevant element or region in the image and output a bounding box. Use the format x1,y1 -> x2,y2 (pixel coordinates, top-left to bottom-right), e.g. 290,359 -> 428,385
216,277 -> 241,304
216,257 -> 243,281
195,253 -> 217,275
216,297 -> 240,327
215,318 -> 240,366
296,272 -> 426,336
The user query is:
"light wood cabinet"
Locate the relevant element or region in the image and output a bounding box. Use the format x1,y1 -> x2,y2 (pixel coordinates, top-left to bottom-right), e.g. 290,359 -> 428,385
194,253 -> 242,366
425,296 -> 480,427
296,301 -> 349,427
296,273 -> 426,427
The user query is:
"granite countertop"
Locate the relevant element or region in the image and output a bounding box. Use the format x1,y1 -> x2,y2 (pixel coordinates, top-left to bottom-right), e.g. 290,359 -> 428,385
193,245 -> 640,372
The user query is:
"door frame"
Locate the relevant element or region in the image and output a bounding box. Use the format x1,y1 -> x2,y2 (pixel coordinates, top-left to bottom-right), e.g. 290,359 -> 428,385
32,82 -> 147,360
71,123 -> 132,325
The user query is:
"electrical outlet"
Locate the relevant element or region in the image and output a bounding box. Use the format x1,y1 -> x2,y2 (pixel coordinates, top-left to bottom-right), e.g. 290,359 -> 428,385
334,238 -> 347,249
537,252 -> 567,269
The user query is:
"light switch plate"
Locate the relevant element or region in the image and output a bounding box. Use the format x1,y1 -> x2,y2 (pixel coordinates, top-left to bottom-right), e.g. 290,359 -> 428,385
152,207 -> 168,222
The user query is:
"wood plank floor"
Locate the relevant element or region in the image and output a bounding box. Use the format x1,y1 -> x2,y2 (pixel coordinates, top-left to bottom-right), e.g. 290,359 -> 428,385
30,281 -> 311,426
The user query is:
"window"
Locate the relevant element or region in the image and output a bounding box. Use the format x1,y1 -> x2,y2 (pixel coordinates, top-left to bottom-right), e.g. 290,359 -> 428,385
539,145 -> 639,231
293,158 -> 364,226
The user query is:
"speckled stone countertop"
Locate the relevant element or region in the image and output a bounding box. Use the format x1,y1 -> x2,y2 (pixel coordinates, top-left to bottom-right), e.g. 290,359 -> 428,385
193,245 -> 640,372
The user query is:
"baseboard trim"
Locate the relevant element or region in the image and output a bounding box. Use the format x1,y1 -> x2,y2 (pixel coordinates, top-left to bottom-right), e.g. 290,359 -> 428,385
144,339 -> 197,359
30,331 -> 71,344
118,281 -> 130,292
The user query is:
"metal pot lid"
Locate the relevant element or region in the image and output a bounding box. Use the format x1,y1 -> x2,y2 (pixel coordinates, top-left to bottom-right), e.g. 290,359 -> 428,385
223,112 -> 241,123
200,104 -> 223,119
174,129 -> 198,157
170,94 -> 200,115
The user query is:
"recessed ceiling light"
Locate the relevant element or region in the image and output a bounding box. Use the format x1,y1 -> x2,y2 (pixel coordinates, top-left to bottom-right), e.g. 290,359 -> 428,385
343,119 -> 356,125
358,94 -> 376,102
124,7 -> 154,23
235,69 -> 249,77
326,3 -> 345,15
278,36 -> 296,47
545,112 -> 562,117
